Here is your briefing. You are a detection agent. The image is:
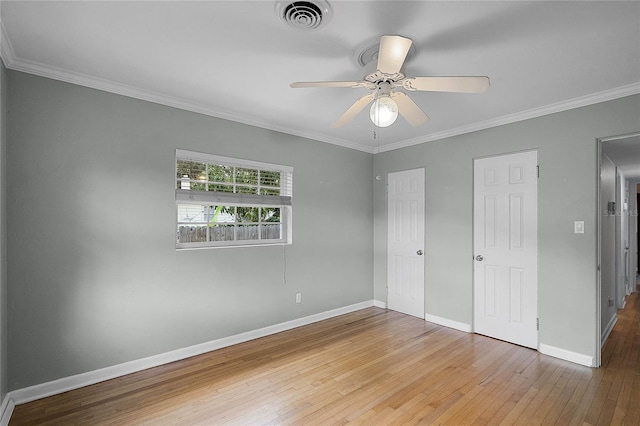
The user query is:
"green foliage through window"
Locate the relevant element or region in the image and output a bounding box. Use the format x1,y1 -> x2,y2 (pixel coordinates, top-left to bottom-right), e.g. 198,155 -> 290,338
175,152 -> 291,248
177,160 -> 281,194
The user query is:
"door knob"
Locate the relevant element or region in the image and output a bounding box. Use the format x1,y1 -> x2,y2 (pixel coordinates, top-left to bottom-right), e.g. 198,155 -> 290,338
417,250 -> 423,256
475,255 -> 484,261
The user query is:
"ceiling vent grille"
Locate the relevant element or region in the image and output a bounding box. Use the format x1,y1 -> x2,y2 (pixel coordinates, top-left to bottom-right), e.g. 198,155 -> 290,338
276,1 -> 332,31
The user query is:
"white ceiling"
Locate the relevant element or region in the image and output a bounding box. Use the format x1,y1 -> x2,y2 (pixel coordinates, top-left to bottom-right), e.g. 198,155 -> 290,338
1,1 -> 639,153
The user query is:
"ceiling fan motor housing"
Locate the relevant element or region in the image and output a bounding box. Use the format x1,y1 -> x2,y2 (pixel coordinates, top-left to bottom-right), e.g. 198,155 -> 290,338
362,60 -> 405,85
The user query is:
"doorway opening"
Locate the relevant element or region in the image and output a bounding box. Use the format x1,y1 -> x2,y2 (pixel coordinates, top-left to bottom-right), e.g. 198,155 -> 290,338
598,132 -> 640,367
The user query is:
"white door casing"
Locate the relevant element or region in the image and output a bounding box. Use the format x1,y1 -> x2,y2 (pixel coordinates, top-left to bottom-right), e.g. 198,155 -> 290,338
387,168 -> 425,318
473,151 -> 538,349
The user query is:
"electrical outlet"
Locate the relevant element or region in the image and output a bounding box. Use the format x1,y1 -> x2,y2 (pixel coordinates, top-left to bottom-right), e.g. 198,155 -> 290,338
609,297 -> 614,307
296,293 -> 302,303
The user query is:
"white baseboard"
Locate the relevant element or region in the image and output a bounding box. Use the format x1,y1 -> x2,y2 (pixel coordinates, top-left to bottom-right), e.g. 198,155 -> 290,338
8,300 -> 375,407
539,343 -> 595,367
373,299 -> 386,309
0,395 -> 14,426
425,314 -> 472,333
600,313 -> 618,349
423,315 -> 595,367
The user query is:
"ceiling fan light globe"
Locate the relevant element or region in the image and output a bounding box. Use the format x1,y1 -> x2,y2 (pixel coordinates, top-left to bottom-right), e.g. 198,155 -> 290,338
370,97 -> 398,127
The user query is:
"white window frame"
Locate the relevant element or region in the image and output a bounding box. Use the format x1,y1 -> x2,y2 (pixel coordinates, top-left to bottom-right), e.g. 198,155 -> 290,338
175,149 -> 293,249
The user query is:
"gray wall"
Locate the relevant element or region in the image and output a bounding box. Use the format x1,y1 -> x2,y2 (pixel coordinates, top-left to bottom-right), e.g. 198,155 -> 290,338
0,60 -> 7,401
600,154 -> 616,336
6,71 -> 373,390
4,67 -> 639,391
373,95 -> 640,361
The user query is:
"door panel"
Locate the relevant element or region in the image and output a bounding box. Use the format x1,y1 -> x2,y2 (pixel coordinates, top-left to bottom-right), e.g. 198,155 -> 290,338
474,151 -> 538,348
387,168 -> 425,318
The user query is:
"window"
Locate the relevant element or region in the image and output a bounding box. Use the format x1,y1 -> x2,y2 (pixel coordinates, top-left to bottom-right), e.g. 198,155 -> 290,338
175,149 -> 292,248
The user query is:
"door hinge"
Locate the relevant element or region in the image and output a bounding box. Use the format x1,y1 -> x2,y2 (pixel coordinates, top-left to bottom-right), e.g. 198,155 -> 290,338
536,165 -> 539,178
536,318 -> 539,331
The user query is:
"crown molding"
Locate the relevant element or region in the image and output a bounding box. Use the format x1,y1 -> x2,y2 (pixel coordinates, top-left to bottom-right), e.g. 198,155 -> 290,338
376,82 -> 640,153
4,57 -> 375,153
0,23 -> 374,154
1,16 -> 637,155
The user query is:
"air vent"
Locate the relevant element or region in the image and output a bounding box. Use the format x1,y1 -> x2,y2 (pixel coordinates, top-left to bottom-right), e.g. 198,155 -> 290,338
276,1 -> 332,31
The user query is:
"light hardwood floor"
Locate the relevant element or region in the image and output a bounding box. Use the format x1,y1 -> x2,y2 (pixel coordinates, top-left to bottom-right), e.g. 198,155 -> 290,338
10,292 -> 640,425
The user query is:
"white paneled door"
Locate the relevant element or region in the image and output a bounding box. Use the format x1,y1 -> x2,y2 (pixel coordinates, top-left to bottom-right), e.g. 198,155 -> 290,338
473,151 -> 538,349
387,168 -> 425,318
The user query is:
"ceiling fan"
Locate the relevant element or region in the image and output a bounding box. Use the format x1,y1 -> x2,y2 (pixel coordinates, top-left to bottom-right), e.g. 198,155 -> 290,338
290,35 -> 490,128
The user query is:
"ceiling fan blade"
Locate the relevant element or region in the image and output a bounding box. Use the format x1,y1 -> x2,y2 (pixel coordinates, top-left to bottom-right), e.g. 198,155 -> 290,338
391,92 -> 429,127
331,93 -> 376,128
401,76 -> 490,93
290,81 -> 375,89
377,35 -> 413,75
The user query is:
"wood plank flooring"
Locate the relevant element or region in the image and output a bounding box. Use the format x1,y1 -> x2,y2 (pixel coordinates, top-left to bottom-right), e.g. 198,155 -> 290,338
10,291 -> 640,425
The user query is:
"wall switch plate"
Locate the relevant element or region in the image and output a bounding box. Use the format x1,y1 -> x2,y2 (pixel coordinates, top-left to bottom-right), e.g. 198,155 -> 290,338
296,293 -> 302,303
574,221 -> 584,234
